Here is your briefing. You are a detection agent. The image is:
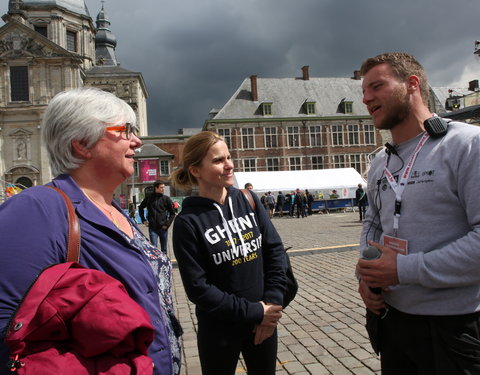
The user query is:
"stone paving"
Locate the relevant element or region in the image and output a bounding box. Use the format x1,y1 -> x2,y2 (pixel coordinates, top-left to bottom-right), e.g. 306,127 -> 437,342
164,211 -> 381,374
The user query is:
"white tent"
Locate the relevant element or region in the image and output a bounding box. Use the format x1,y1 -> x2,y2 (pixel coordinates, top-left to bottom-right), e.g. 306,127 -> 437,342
234,168 -> 366,198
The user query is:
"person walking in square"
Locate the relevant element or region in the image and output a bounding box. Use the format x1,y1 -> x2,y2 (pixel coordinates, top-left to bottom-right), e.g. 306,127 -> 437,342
139,181 -> 176,253
355,183 -> 367,221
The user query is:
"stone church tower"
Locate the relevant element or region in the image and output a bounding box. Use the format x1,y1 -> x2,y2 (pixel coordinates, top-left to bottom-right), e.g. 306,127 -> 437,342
0,0 -> 147,195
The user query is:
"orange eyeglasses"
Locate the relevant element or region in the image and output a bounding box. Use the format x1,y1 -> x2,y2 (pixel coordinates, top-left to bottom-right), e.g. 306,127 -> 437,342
105,123 -> 138,139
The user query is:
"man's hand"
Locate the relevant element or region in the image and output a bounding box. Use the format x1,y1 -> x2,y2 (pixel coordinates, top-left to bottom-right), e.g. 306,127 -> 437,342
357,241 -> 400,289
143,221 -> 148,226
358,278 -> 386,315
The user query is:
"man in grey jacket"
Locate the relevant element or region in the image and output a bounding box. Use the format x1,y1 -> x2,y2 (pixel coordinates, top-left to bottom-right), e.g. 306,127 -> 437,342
356,52 -> 480,374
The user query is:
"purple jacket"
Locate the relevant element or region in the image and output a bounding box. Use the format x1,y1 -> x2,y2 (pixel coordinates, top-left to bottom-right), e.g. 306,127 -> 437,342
0,174 -> 172,375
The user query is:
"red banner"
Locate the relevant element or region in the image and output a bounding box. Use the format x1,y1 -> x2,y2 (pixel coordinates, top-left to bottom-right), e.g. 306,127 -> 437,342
139,159 -> 158,182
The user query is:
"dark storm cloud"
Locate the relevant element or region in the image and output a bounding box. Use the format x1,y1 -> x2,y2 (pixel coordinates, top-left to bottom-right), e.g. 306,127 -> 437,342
2,0 -> 478,134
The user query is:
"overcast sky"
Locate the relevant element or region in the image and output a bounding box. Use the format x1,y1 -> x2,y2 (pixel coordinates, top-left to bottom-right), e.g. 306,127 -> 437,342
2,0 -> 479,135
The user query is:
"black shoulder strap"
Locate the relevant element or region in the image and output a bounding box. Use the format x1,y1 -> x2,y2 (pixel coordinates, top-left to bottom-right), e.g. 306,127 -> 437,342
47,186 -> 81,263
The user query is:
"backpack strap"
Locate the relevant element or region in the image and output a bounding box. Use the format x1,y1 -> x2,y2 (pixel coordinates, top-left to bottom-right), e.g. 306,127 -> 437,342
241,189 -> 256,211
47,186 -> 81,263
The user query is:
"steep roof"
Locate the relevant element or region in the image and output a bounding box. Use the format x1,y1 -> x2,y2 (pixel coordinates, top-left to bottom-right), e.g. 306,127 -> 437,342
213,76 -> 369,120
136,143 -> 173,158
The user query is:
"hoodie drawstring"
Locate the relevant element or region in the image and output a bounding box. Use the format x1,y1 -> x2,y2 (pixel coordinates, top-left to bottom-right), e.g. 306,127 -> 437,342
213,196 -> 247,257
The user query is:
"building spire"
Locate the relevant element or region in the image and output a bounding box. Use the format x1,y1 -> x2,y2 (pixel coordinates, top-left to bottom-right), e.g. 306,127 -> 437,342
94,2 -> 118,66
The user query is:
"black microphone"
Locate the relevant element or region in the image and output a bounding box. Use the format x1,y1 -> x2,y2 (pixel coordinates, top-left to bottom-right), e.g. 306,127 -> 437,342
361,245 -> 382,294
384,142 -> 398,156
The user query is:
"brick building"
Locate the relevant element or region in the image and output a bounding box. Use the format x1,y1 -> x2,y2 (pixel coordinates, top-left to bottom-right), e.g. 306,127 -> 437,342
203,67 -> 384,177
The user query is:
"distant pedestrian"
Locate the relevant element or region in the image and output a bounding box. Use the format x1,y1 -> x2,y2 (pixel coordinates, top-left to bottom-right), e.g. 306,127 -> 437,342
294,189 -> 305,218
330,189 -> 339,199
261,193 -> 268,211
266,191 -> 276,218
276,191 -> 285,217
244,182 -> 253,190
138,181 -> 176,253
305,189 -> 314,215
289,191 -> 296,217
128,199 -> 137,223
173,200 -> 180,214
355,183 -> 367,221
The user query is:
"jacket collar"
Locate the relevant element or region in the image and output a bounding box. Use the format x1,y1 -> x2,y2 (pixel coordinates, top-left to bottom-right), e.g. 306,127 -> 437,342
49,174 -> 142,236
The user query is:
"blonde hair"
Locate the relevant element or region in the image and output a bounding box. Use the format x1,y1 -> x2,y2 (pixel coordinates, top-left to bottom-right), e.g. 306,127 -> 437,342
170,131 -> 224,189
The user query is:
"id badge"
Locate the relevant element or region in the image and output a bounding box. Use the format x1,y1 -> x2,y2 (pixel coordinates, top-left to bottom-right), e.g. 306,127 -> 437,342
383,235 -> 408,255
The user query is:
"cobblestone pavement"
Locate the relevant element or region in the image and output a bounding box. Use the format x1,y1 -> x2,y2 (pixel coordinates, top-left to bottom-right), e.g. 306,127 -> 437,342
164,211 -> 381,374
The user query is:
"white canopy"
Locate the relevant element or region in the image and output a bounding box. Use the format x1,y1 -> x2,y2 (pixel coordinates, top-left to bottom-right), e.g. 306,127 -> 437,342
234,168 -> 367,198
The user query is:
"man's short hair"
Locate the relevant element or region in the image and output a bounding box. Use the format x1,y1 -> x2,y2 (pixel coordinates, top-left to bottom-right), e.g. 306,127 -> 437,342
153,181 -> 165,189
360,52 -> 430,104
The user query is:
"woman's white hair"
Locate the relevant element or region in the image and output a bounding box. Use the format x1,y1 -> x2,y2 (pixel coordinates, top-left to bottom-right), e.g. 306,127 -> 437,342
42,87 -> 136,176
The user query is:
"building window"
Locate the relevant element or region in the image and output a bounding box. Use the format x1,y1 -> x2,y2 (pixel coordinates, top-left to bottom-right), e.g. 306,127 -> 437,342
66,30 -> 77,52
305,101 -> 316,115
160,160 -> 169,176
289,157 -> 302,171
34,25 -> 48,38
333,154 -> 346,168
345,102 -> 353,113
311,156 -> 324,170
217,128 -> 231,149
309,125 -> 322,146
266,158 -> 279,171
348,124 -> 359,145
349,154 -> 362,173
241,127 -> 254,149
331,125 -> 344,146
243,159 -> 256,172
10,66 -> 29,102
265,127 -> 278,148
364,124 -> 376,145
262,102 -> 272,116
287,126 -> 300,147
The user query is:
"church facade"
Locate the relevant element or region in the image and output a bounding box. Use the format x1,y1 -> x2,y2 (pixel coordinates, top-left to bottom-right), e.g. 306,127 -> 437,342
0,0 -> 148,199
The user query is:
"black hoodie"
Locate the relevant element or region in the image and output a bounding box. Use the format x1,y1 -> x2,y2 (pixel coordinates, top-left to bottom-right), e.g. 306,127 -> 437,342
173,187 -> 286,325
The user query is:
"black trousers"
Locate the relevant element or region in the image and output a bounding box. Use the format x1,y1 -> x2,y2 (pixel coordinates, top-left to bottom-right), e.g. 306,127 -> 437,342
358,203 -> 366,220
379,307 -> 480,375
197,319 -> 277,375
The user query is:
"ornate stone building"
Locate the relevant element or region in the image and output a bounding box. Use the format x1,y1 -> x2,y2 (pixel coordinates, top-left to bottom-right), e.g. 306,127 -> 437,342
0,0 -> 148,200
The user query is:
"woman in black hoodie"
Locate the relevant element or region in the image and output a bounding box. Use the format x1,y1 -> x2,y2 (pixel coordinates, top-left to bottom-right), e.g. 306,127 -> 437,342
171,131 -> 287,375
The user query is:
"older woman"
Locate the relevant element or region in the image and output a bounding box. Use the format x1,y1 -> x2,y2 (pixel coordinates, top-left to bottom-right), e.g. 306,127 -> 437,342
0,88 -> 181,375
171,131 -> 286,375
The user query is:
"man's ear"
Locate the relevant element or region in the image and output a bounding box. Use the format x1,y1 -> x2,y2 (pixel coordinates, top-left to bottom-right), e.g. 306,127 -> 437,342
406,75 -> 420,94
71,140 -> 92,159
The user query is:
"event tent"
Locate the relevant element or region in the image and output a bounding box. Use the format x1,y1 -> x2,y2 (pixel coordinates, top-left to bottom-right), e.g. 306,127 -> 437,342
234,168 -> 366,198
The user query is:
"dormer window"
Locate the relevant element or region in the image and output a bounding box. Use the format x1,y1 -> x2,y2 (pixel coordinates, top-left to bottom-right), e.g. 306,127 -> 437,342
261,102 -> 272,116
304,99 -> 316,115
339,98 -> 354,114
344,101 -> 353,113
